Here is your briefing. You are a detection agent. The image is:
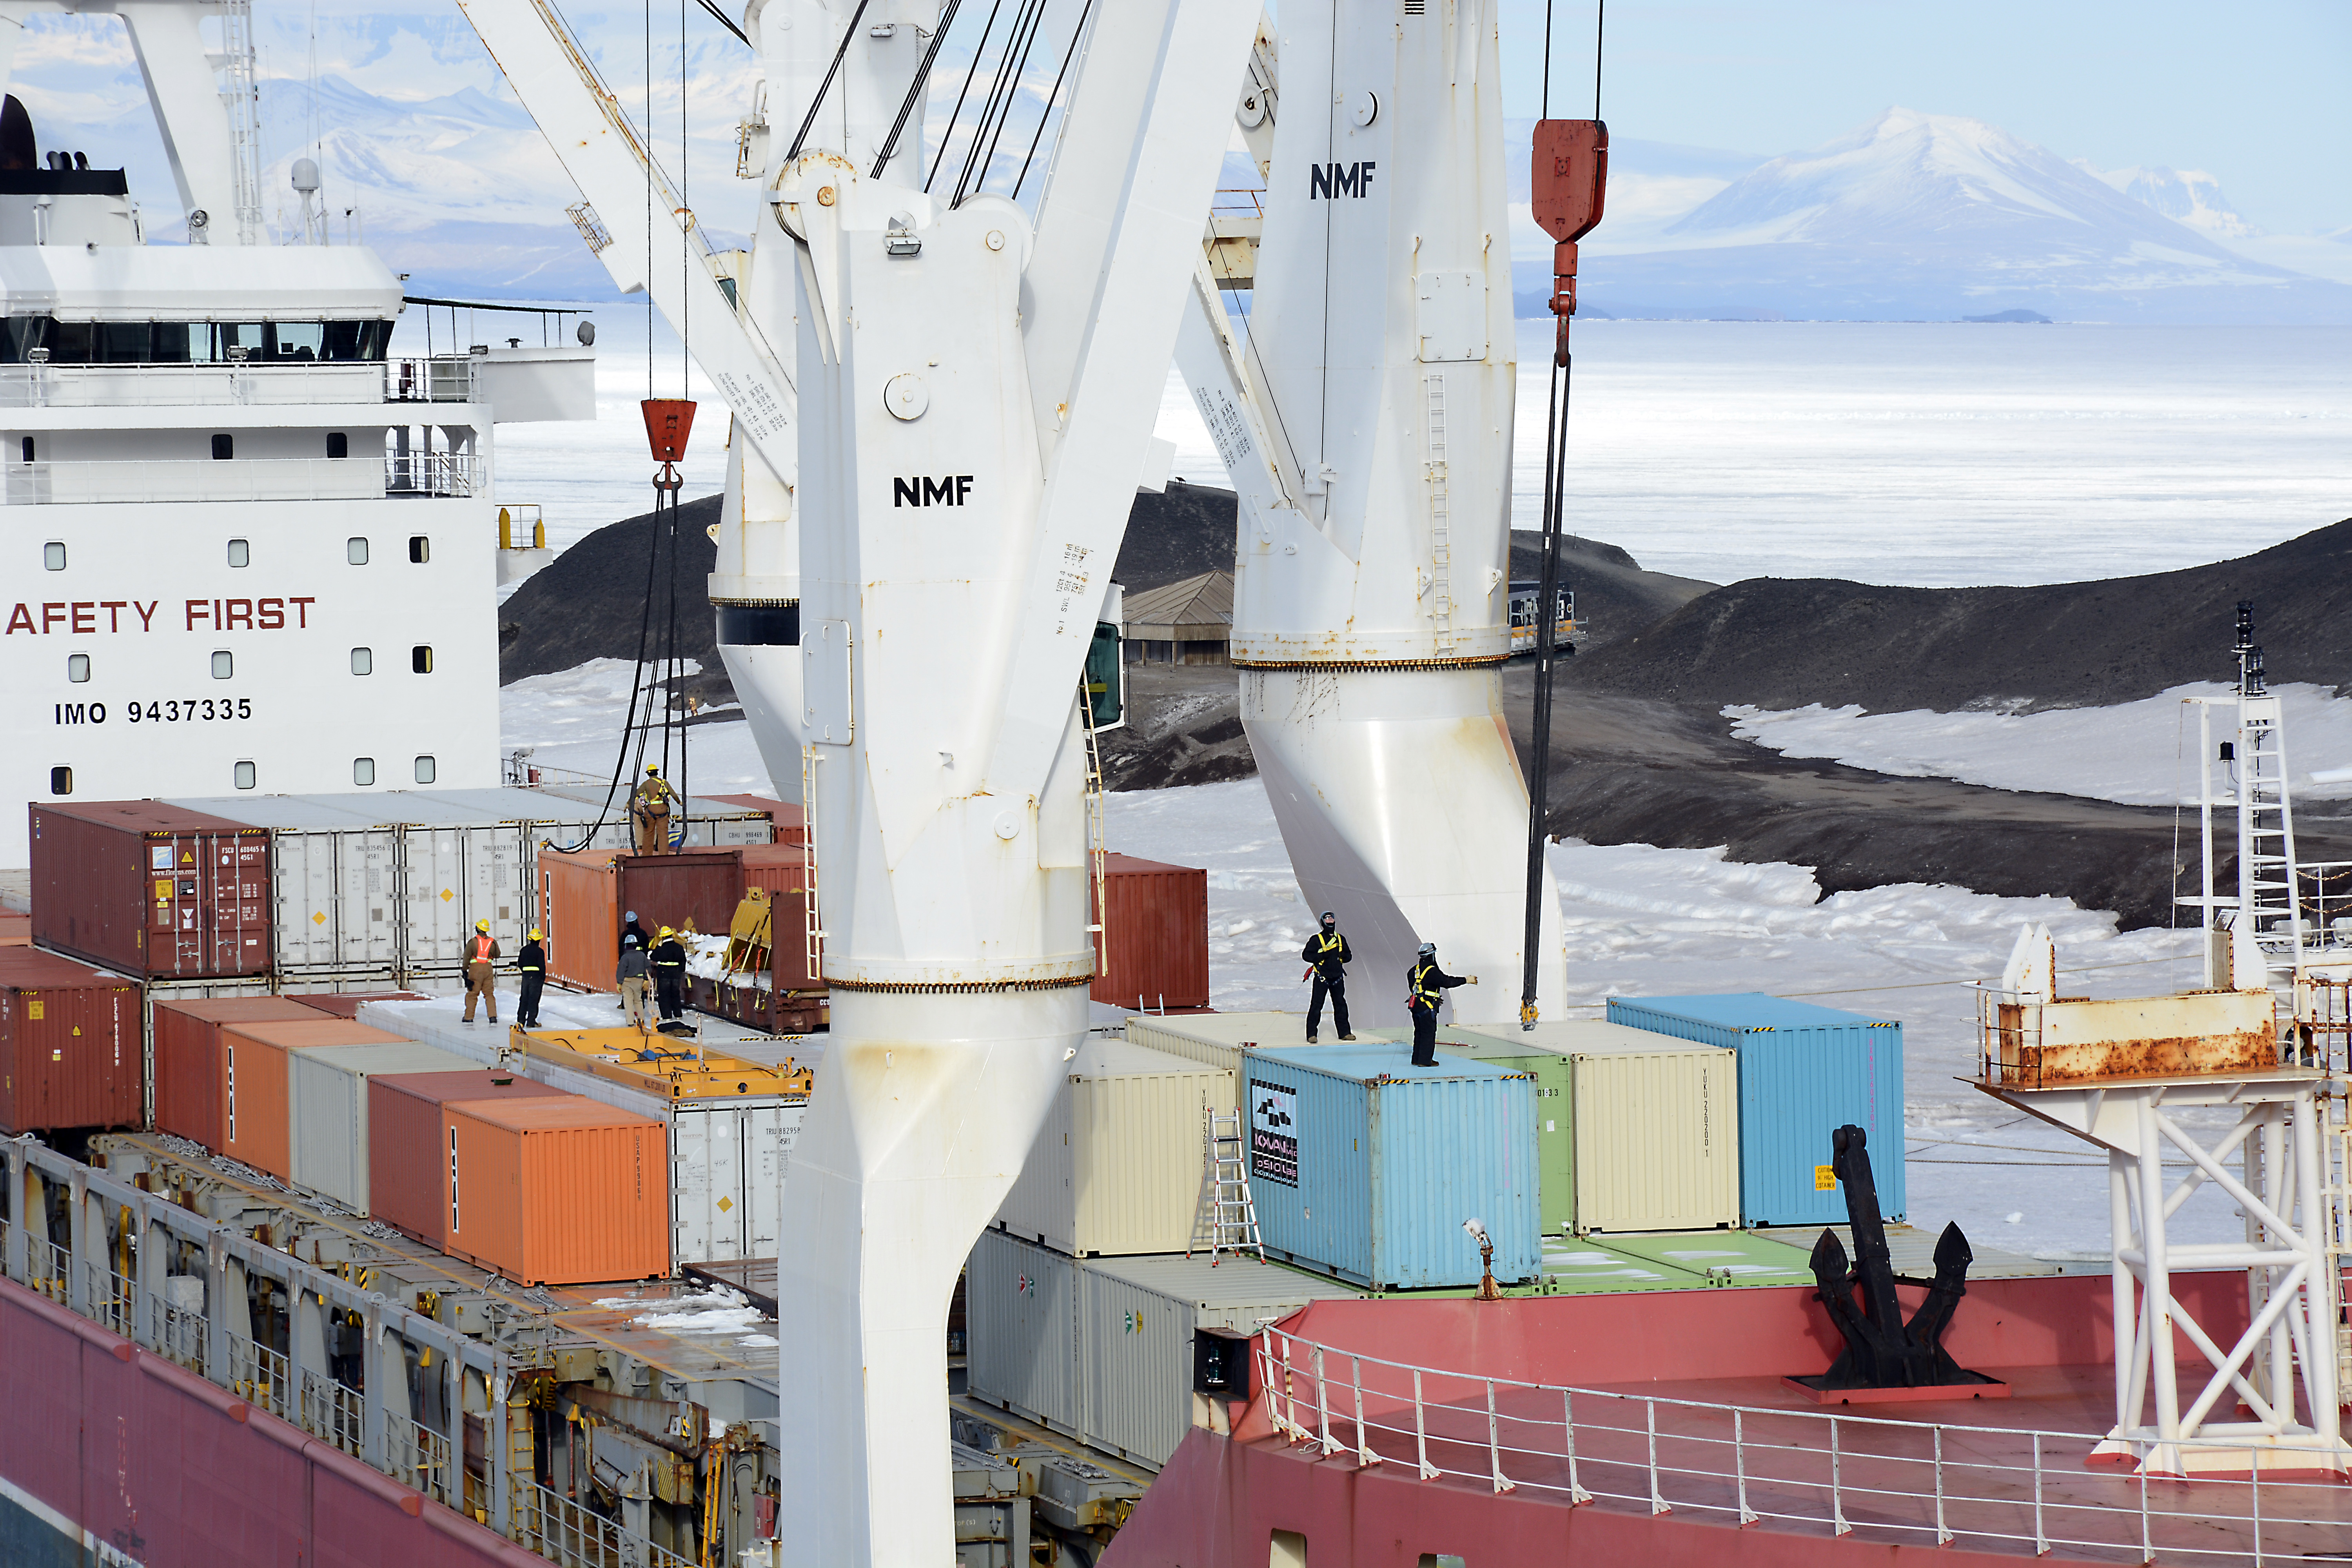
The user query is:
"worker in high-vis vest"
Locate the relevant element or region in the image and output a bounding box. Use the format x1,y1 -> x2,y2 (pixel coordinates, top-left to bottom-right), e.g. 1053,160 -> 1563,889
633,764 -> 679,855
461,919 -> 503,1023
515,927 -> 547,1029
1404,941 -> 1473,1066
1299,911 -> 1356,1042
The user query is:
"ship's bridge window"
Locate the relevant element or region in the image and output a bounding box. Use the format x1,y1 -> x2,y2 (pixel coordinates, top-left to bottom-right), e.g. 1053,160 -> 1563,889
270,322 -> 324,360
0,316 -> 393,364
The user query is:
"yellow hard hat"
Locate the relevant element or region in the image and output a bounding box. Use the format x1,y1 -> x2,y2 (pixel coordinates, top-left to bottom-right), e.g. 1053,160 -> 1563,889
474,918 -> 489,931
646,764 -> 661,775
528,928 -> 542,940
658,925 -> 674,938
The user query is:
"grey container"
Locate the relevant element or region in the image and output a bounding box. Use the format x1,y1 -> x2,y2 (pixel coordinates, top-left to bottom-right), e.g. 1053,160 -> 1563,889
1606,993 -> 1905,1228
1239,1043 -> 1540,1289
964,1228 -> 1359,1469
287,1040 -> 473,1212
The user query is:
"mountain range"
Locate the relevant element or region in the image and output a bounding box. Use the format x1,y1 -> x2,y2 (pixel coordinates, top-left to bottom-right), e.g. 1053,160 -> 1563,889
11,8 -> 2348,321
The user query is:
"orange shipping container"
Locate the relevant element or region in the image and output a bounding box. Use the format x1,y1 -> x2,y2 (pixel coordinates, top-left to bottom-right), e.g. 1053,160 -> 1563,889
741,844 -> 822,991
1090,853 -> 1210,1011
217,1018 -> 410,1179
152,996 -> 325,1147
538,848 -> 622,992
443,1096 -> 670,1285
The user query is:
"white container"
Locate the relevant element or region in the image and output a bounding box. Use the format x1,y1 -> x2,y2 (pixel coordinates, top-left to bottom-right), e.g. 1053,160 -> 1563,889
1459,1019 -> 1741,1235
965,1229 -> 1359,1469
287,1040 -> 473,1212
354,997 -> 803,1268
1122,1010 -> 1307,1117
996,1039 -> 1228,1258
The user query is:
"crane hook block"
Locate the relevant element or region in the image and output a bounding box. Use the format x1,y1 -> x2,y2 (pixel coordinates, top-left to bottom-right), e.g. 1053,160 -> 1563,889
1532,120 -> 1609,361
641,398 -> 699,464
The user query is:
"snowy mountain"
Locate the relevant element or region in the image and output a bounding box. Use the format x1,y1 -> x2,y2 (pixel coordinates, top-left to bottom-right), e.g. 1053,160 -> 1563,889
1555,109 -> 2352,324
2078,163 -> 2261,239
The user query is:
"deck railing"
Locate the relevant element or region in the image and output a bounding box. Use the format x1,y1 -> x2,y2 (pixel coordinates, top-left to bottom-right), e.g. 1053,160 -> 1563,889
1255,1328 -> 2352,1566
512,1479 -> 697,1568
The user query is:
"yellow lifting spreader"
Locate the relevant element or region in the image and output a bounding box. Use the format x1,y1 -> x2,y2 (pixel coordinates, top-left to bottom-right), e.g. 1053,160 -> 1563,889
508,1026 -> 812,1100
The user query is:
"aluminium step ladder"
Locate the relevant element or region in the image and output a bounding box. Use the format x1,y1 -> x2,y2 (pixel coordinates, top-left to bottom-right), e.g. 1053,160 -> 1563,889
1188,1106 -> 1265,1265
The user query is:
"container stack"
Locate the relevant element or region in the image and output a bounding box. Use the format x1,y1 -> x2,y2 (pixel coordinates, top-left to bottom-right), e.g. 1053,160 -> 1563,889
0,947 -> 142,1134
1607,993 -> 1905,1228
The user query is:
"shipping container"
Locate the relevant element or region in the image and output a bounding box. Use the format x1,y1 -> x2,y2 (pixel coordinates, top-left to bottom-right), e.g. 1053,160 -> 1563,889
1602,1230 -> 1816,1289
0,949 -> 142,1133
286,1041 -> 475,1213
214,1018 -> 411,1179
28,801 -> 272,979
365,1069 -> 568,1247
289,991 -> 432,1018
672,1100 -> 804,1265
996,1039 -> 1227,1258
442,1095 -> 670,1284
617,848 -> 754,950
1238,1043 -> 1539,1289
523,785 -> 775,850
537,847 -> 622,991
704,794 -> 808,844
1123,1011 -> 1305,1117
742,844 -> 821,991
1089,854 -> 1210,1012
151,996 -> 324,1145
1540,1237 -> 1720,1295
1606,993 -> 1906,1228
0,911 -> 30,947
965,1229 -> 1359,1468
1450,1020 -> 1740,1236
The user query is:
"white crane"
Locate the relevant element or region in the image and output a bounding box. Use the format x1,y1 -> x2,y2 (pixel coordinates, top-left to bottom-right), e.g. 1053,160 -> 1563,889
1176,0 -> 1566,1025
761,4 -> 1257,1563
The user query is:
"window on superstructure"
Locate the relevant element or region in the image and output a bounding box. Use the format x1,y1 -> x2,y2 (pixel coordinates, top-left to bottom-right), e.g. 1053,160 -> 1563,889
21,437 -> 33,462
211,434 -> 233,460
66,654 -> 89,683
414,755 -> 437,785
326,432 -> 348,459
232,761 -> 256,790
408,536 -> 430,564
211,651 -> 233,680
96,323 -> 151,363
412,645 -> 433,674
49,767 -> 71,796
269,323 -> 324,361
353,758 -> 376,787
347,537 -> 369,565
350,647 -> 372,675
43,541 -> 64,570
227,539 -> 249,567
321,321 -> 392,361
212,323 -> 267,361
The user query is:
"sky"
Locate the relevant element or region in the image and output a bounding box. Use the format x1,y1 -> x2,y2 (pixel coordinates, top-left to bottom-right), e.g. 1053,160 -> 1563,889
1497,0 -> 2352,234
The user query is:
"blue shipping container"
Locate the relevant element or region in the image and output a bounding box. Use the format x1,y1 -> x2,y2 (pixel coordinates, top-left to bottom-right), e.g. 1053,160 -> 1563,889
1238,1044 -> 1539,1289
1604,994 -> 1904,1228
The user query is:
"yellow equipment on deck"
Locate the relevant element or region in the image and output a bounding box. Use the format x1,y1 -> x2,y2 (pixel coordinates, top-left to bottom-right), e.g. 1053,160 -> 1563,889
508,1027 -> 813,1100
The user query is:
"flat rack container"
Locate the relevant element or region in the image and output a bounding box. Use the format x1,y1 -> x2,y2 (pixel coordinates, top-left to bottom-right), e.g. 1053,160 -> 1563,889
995,1038 -> 1228,1257
1450,1019 -> 1739,1236
213,1018 -> 411,1180
443,1095 -> 670,1285
965,1229 -> 1359,1469
1123,1010 -> 1308,1117
287,1040 -> 475,1212
1607,992 -> 1905,1228
0,948 -> 141,1133
1089,853 -> 1209,1012
1238,1043 -> 1540,1289
366,1069 -> 568,1247
28,800 -> 271,978
151,996 -> 325,1144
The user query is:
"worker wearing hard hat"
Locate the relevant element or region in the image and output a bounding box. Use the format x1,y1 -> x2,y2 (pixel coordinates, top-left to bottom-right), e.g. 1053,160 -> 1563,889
515,927 -> 547,1029
1300,911 -> 1356,1042
650,925 -> 690,1025
617,933 -> 652,1034
1404,941 -> 1474,1066
633,764 -> 679,855
461,918 -> 503,1024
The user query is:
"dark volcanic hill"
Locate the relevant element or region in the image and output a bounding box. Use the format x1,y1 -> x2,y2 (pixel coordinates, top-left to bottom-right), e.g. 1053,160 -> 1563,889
501,494 -> 724,692
1567,516 -> 2352,713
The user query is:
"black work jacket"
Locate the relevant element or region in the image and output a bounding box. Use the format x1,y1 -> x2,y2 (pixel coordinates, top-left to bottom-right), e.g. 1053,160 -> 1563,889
650,939 -> 688,978
517,941 -> 546,976
1301,930 -> 1351,979
1407,960 -> 1465,1010
620,921 -> 650,955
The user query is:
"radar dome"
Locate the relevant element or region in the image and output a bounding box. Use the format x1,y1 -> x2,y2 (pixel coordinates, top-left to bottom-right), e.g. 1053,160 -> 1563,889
291,157 -> 320,193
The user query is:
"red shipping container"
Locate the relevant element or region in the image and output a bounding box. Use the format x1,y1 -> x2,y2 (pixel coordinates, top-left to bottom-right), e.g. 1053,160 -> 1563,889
151,996 -> 323,1145
704,794 -> 804,845
539,847 -> 622,991
366,1069 -> 568,1246
0,948 -> 141,1132
616,847 -> 746,947
290,991 -> 431,1019
28,800 -> 271,978
1089,852 -> 1210,1011
443,1096 -> 670,1284
742,843 -> 822,993
0,912 -> 28,947
215,1018 -> 409,1177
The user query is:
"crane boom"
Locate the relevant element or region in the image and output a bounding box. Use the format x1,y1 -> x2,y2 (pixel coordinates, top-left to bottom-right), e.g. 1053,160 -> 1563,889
454,0 -> 796,467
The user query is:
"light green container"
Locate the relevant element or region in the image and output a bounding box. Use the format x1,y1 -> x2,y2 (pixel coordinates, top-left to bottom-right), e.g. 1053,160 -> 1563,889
1539,1236 -> 1717,1294
1421,1029 -> 1575,1235
1604,1229 -> 1815,1287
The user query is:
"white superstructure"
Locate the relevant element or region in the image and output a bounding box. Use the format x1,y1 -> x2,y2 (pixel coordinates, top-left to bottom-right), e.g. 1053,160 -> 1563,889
1177,0 -> 1566,1024
0,7 -> 592,866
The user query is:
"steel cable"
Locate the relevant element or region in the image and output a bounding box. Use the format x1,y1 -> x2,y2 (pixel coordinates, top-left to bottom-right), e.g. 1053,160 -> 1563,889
872,0 -> 962,179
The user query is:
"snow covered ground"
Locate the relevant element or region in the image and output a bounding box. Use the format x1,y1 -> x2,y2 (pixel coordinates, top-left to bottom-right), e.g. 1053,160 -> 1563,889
497,681 -> 2249,1261
1728,682 -> 2352,806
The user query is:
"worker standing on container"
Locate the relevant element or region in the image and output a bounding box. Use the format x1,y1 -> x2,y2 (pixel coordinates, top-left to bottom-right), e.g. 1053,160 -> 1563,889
515,927 -> 546,1030
651,925 -> 689,1026
1405,942 -> 1472,1066
1300,911 -> 1356,1042
461,919 -> 501,1024
633,764 -> 679,855
617,935 -> 652,1033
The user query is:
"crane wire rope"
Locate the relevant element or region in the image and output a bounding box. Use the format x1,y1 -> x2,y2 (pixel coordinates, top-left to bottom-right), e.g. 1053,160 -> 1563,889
1519,0 -> 1603,1026
873,0 -> 963,179
949,0 -> 1051,207
926,0 -> 1009,192
1009,0 -> 1091,200
786,0 -> 875,163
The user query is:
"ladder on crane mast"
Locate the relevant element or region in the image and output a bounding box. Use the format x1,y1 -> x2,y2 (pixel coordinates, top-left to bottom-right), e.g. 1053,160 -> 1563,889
1189,1106 -> 1264,1265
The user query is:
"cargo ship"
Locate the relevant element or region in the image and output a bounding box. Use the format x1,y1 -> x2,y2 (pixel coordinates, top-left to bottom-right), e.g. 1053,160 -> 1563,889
4,2 -> 2348,1568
